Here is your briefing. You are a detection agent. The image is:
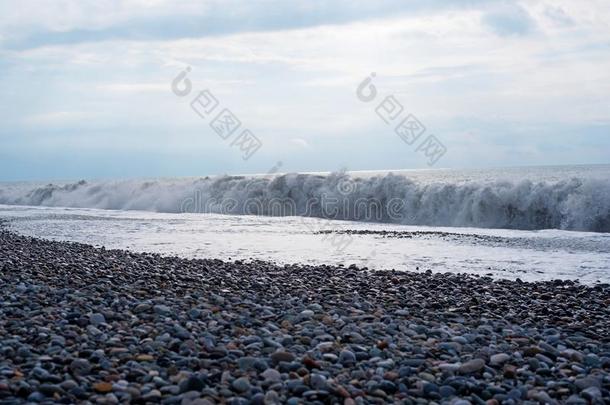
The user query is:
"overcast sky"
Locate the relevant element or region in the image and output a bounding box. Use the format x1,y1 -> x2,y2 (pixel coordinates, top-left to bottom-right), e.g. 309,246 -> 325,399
1,0 -> 609,181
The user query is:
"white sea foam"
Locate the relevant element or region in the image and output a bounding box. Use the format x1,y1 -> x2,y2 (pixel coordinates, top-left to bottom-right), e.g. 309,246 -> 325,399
1,171 -> 609,232
2,206 -> 609,283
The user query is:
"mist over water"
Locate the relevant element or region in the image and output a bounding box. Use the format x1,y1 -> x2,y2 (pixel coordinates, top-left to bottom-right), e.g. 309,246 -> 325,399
1,166 -> 609,233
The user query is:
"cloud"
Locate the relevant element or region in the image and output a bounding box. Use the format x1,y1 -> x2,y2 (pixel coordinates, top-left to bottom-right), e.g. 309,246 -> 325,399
96,83 -> 168,94
290,138 -> 310,149
482,3 -> 536,36
2,0 -> 507,50
543,6 -> 574,27
23,111 -> 102,127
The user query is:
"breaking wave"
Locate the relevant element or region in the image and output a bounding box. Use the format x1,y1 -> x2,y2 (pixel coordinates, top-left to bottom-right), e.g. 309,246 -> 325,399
0,172 -> 609,232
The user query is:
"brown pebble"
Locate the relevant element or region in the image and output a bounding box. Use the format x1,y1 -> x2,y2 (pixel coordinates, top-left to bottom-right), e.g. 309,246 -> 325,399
93,382 -> 113,393
503,364 -> 518,378
334,385 -> 350,398
383,371 -> 398,381
523,346 -> 540,357
302,355 -> 320,369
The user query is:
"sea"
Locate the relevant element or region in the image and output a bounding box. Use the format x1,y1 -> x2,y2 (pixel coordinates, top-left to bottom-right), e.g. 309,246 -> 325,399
1,164 -> 609,284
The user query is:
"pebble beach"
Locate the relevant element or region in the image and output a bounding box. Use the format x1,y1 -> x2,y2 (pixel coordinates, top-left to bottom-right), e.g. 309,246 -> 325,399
0,227 -> 609,404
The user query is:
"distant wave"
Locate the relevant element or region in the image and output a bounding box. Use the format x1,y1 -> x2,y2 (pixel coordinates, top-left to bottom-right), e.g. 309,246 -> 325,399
1,172 -> 609,232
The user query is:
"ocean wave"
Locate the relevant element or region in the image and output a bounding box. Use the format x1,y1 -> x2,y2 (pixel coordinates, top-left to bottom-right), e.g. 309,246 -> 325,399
0,172 -> 609,232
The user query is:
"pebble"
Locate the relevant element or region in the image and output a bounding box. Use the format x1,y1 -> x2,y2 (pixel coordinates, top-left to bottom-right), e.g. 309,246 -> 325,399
581,386 -> 602,401
89,312 -> 106,325
270,351 -> 295,364
93,382 -> 113,393
439,385 -> 456,397
70,358 -> 92,375
459,358 -> 486,374
339,349 -> 356,365
490,353 -> 511,366
153,304 -> 172,316
264,390 -> 281,404
232,377 -> 251,393
261,369 -> 282,383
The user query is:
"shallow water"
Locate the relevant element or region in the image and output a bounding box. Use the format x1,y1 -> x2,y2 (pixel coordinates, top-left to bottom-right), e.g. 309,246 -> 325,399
2,205 -> 609,284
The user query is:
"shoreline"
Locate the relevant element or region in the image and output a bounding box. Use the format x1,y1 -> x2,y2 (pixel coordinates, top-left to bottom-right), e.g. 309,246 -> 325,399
0,228 -> 609,403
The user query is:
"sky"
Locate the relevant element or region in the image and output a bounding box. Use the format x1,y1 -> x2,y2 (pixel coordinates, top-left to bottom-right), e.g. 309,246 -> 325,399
0,0 -> 609,181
